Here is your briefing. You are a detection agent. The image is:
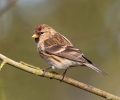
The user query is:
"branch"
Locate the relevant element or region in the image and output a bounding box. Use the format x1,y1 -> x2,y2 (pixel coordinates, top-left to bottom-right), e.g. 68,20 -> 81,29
0,53 -> 119,100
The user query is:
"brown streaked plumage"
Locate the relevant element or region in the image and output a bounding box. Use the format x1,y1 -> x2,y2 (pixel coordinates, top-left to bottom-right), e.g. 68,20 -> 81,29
44,33 -> 72,47
32,24 -> 107,81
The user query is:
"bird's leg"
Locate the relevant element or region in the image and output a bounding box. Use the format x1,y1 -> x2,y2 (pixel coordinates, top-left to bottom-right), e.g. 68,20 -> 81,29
42,67 -> 51,76
60,69 -> 67,82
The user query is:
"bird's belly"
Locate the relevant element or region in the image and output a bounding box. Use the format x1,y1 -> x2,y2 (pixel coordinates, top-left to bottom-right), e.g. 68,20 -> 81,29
48,56 -> 82,69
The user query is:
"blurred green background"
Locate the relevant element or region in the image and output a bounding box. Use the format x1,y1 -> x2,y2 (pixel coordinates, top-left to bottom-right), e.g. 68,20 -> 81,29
0,0 -> 120,100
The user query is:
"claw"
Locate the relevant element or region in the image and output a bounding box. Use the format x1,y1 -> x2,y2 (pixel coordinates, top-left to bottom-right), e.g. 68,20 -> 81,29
41,67 -> 51,76
41,68 -> 46,76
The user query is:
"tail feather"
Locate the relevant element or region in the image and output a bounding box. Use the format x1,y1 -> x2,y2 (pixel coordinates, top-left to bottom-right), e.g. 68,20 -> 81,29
84,63 -> 107,76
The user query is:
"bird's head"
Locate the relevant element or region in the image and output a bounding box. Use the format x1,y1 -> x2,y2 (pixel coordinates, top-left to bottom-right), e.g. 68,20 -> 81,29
32,24 -> 56,43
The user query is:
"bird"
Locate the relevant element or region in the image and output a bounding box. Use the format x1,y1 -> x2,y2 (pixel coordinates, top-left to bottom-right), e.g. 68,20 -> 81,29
32,24 -> 107,81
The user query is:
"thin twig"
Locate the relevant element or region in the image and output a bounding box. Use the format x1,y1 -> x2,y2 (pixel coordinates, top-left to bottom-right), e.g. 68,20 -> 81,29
0,53 -> 119,100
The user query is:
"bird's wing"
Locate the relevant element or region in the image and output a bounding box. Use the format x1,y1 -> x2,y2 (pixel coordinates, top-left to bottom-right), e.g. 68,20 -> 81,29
45,45 -> 107,76
45,45 -> 89,63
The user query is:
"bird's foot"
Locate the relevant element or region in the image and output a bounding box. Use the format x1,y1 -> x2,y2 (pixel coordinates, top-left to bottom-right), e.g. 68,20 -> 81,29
41,68 -> 46,76
60,74 -> 65,82
41,67 -> 51,76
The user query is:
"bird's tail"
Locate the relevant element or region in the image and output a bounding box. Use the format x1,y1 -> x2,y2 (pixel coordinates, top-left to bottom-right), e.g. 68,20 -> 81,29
84,63 -> 107,76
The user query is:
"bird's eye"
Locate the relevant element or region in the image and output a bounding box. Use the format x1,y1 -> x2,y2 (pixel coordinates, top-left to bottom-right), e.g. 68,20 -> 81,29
36,32 -> 44,35
40,32 -> 44,34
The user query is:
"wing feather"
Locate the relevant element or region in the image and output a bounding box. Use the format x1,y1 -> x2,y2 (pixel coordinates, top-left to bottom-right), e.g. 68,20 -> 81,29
45,45 -> 87,63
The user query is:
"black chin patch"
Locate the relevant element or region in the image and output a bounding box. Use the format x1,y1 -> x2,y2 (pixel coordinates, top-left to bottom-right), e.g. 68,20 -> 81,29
35,38 -> 39,43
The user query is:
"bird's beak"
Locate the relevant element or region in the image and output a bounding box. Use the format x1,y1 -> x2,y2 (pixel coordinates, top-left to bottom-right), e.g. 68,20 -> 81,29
32,34 -> 39,38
